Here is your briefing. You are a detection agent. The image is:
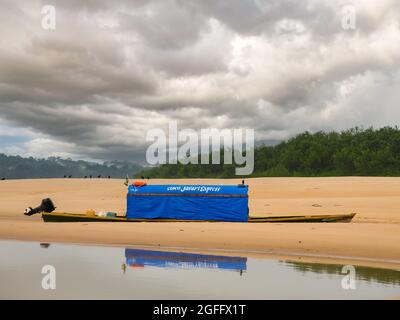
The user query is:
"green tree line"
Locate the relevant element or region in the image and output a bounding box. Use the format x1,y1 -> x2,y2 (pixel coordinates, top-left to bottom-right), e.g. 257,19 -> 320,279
136,127 -> 400,178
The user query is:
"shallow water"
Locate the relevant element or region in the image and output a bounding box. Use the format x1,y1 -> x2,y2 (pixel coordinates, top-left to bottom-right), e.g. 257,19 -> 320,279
0,240 -> 399,299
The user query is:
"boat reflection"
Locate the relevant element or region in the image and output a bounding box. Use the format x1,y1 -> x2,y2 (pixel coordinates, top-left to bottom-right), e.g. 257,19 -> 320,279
125,248 -> 247,273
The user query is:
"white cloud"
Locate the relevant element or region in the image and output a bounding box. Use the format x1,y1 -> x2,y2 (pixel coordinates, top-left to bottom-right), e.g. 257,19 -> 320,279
0,0 -> 399,162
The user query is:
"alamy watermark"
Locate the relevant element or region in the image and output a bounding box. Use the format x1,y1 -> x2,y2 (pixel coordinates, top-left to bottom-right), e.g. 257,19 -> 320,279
41,265 -> 56,290
341,265 -> 356,290
41,5 -> 56,30
341,4 -> 357,30
146,121 -> 254,175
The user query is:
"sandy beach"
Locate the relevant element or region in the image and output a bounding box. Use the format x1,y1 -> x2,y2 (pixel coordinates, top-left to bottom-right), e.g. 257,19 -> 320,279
1,177 -> 400,268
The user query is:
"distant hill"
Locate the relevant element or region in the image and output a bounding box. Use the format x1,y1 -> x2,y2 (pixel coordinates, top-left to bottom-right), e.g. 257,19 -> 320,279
136,126 -> 400,178
0,154 -> 142,179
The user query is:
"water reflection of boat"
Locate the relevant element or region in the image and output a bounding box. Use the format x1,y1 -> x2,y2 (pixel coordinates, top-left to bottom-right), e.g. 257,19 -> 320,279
125,248 -> 247,273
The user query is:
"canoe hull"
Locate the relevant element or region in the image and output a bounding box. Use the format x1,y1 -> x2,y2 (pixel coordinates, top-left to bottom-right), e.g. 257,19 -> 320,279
41,212 -> 356,223
248,213 -> 356,223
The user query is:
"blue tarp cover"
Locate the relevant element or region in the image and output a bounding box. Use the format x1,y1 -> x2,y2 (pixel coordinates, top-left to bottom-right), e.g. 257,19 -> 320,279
126,184 -> 249,222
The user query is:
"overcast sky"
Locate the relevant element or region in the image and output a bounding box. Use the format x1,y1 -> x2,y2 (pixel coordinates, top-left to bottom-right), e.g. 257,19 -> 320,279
0,0 -> 399,163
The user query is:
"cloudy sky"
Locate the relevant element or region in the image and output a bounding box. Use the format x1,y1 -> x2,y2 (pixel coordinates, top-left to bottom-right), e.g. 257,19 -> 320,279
0,0 -> 399,163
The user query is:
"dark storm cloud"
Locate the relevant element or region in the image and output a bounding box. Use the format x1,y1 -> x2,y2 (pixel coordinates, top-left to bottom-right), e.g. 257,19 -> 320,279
0,35 -> 158,106
0,0 -> 399,162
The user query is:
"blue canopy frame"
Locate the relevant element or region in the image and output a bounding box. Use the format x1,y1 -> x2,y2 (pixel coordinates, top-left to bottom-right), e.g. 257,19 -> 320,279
126,184 -> 249,222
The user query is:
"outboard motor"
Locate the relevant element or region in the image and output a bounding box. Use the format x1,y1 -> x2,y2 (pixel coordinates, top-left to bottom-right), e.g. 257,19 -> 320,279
24,198 -> 56,216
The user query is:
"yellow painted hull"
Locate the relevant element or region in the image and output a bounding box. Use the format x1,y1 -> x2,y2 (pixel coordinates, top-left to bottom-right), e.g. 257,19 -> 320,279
42,212 -> 356,223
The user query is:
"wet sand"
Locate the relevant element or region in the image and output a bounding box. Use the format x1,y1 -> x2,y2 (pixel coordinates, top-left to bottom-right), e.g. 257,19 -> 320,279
0,178 -> 399,268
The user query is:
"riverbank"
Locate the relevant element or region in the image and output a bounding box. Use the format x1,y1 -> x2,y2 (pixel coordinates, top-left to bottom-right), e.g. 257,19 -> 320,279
1,177 -> 399,269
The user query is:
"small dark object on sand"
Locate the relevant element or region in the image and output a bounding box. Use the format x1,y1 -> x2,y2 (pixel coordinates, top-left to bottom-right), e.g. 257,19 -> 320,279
1,177 -> 5,181
238,179 -> 246,187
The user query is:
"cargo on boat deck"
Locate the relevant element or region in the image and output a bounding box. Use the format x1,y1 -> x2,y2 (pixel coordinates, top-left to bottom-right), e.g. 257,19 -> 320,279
126,184 -> 249,222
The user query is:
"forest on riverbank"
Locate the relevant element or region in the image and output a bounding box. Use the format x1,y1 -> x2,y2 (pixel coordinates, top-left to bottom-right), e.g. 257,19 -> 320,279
136,127 -> 400,178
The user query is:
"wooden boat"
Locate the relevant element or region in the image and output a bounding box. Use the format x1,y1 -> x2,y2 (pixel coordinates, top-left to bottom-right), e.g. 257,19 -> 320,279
41,212 -> 356,223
